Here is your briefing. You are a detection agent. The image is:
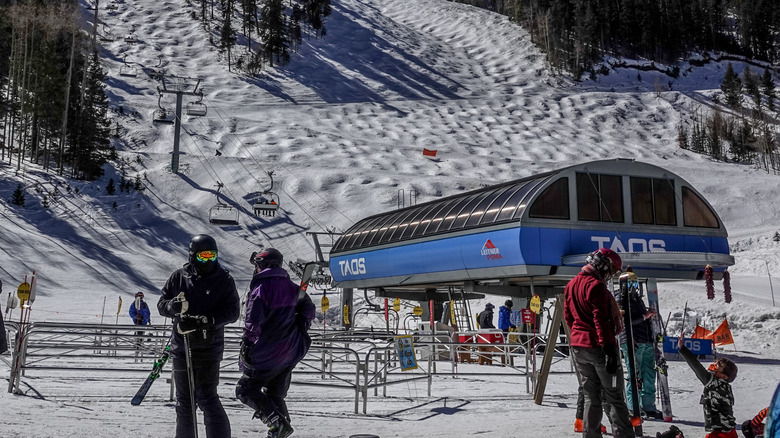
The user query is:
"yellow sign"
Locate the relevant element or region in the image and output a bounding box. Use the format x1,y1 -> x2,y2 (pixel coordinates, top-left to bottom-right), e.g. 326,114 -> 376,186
530,294 -> 541,314
321,296 -> 330,313
343,305 -> 350,324
17,282 -> 31,301
392,297 -> 401,312
412,305 -> 423,316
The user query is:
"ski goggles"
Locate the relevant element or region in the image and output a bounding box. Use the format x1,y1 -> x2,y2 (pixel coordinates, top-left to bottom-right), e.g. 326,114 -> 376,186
196,250 -> 218,262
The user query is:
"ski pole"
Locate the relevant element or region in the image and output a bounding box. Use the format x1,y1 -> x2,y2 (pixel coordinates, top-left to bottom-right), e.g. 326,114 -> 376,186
183,332 -> 199,438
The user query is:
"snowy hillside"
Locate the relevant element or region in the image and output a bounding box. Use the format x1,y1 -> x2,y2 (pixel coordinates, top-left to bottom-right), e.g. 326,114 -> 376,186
1,0 -> 780,436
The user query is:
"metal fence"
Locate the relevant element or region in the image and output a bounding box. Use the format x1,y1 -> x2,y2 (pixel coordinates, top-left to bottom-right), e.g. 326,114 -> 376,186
3,321 -> 574,414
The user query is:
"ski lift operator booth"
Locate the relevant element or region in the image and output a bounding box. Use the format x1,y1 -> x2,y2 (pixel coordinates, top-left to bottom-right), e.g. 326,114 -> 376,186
329,159 -> 734,317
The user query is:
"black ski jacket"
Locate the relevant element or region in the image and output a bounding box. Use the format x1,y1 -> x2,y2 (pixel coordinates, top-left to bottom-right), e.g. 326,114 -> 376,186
158,262 -> 240,359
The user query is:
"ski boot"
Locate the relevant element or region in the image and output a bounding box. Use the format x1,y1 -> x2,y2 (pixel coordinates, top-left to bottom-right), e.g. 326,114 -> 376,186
573,418 -> 607,434
254,411 -> 294,438
656,425 -> 684,438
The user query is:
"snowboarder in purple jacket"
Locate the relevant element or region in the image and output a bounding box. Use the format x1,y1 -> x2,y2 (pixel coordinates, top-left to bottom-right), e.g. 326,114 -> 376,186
236,248 -> 315,438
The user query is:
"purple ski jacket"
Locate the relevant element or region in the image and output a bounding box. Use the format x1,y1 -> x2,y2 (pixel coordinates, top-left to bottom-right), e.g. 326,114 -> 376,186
243,267 -> 315,370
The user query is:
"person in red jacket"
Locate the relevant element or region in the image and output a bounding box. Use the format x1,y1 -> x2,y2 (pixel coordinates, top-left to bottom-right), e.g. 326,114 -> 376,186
564,248 -> 635,438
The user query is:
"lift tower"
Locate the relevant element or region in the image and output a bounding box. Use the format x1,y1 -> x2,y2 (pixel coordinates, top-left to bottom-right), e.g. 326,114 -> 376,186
158,76 -> 204,173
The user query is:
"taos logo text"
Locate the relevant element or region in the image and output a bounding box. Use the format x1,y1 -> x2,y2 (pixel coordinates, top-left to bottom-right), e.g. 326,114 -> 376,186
481,239 -> 503,260
339,258 -> 366,276
591,236 -> 666,252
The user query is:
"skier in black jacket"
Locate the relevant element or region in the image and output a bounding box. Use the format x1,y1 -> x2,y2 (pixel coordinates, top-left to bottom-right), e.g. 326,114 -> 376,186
158,234 -> 241,438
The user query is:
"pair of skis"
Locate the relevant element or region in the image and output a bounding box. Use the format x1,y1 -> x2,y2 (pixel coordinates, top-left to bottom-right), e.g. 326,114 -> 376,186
646,278 -> 673,422
131,339 -> 172,406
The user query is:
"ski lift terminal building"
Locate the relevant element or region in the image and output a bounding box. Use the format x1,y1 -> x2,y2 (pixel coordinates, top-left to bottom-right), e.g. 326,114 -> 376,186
329,159 -> 734,301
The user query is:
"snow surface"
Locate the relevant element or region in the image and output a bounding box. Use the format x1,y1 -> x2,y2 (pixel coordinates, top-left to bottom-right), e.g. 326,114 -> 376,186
2,0 -> 780,436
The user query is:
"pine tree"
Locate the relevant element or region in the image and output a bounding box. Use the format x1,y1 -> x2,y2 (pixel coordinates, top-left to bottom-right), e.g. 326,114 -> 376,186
258,0 -> 289,67
133,174 -> 144,192
11,184 -> 26,207
721,63 -> 743,109
219,3 -> 237,70
677,122 -> 689,149
106,178 -> 116,195
762,68 -> 775,111
70,50 -> 111,180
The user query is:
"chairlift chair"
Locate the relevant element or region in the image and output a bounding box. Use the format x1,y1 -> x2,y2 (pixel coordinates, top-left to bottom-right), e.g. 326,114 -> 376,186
208,182 -> 239,226
252,193 -> 279,217
186,92 -> 207,117
119,64 -> 137,77
152,108 -> 174,125
99,25 -> 115,42
252,171 -> 280,217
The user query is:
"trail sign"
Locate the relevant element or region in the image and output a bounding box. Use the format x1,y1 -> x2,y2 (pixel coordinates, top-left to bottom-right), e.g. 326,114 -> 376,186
321,296 -> 330,313
393,297 -> 401,312
521,308 -> 535,324
395,335 -> 418,371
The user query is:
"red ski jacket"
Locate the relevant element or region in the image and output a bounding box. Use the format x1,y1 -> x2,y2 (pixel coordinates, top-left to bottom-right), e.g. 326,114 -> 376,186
564,266 -> 619,349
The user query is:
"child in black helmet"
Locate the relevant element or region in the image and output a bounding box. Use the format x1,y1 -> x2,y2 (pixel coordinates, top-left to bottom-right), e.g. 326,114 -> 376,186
678,333 -> 738,438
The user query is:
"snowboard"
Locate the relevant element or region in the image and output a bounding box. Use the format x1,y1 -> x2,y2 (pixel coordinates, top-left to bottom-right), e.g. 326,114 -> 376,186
131,341 -> 172,405
646,278 -> 673,422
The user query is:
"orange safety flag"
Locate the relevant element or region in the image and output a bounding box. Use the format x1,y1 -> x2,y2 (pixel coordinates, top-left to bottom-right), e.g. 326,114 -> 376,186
691,324 -> 713,339
704,318 -> 735,346
422,148 -> 438,157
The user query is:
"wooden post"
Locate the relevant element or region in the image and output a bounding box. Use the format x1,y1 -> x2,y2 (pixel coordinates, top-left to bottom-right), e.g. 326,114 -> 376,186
534,293 -> 565,405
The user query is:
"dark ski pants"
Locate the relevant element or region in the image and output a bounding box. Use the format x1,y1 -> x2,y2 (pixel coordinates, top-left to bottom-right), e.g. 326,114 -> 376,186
172,354 -> 231,438
572,346 -> 636,438
235,365 -> 294,421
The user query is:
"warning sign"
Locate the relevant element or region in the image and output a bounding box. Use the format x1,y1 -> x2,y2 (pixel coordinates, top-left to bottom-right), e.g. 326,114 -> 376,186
529,294 -> 541,314
17,282 -> 31,301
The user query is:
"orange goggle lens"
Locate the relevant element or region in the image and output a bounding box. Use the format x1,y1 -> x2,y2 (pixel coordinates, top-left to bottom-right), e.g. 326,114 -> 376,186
196,250 -> 217,262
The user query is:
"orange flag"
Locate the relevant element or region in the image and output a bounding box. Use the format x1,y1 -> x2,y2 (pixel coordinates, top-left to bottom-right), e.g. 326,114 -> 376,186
422,148 -> 437,157
704,318 -> 734,346
691,324 -> 713,339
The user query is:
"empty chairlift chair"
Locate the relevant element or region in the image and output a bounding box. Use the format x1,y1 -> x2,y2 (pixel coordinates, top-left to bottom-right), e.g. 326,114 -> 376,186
152,94 -> 174,125
119,56 -> 137,77
186,93 -> 207,117
208,183 -> 239,226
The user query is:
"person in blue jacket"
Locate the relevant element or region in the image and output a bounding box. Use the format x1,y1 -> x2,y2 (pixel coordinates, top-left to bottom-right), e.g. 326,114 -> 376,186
237,248 -> 315,438
129,291 -> 151,326
158,234 -> 240,438
498,299 -> 515,337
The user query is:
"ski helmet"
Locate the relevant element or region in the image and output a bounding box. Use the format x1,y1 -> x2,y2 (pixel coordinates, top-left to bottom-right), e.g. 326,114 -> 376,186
252,248 -> 284,271
586,248 -> 622,278
504,300 -> 513,308
189,234 -> 219,276
135,291 -> 144,298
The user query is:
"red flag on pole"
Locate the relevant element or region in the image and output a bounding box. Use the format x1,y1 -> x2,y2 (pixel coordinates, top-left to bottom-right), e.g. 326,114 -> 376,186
422,148 -> 437,157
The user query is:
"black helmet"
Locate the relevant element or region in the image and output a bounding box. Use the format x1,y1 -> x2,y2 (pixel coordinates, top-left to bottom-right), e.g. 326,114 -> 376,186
252,248 -> 284,271
485,302 -> 494,310
189,234 -> 219,276
504,299 -> 513,308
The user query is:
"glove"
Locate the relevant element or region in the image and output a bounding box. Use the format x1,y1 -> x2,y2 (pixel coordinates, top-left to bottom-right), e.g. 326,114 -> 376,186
176,315 -> 214,338
605,345 -> 619,375
239,338 -> 255,370
167,292 -> 189,315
